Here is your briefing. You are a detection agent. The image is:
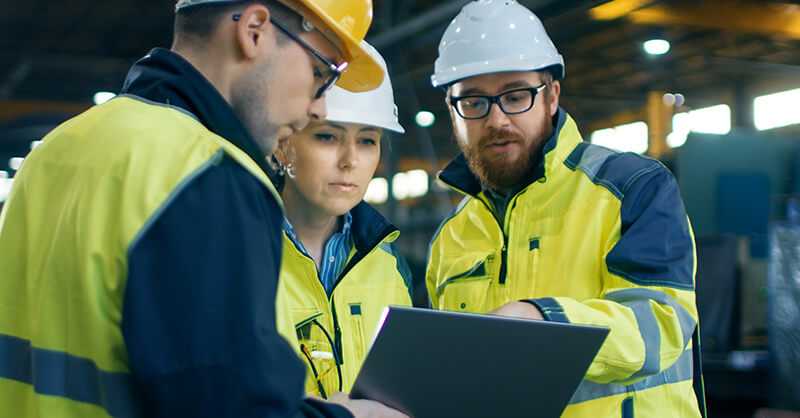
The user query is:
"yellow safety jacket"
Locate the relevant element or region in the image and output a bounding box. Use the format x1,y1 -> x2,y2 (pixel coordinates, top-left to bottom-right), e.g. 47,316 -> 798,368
427,109 -> 703,418
0,48 -> 351,418
276,202 -> 413,398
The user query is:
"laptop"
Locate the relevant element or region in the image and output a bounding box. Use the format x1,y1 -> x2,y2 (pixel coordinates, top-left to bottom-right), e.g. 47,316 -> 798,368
351,306 -> 609,418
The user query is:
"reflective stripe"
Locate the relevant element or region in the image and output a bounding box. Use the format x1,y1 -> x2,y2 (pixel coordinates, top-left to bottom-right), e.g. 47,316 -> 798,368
619,299 -> 661,378
606,288 -> 696,349
570,348 -> 694,404
570,144 -> 623,199
0,333 -> 140,418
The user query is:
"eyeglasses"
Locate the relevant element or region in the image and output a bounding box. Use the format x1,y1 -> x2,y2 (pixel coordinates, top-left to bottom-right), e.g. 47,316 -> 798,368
449,84 -> 548,120
233,14 -> 348,99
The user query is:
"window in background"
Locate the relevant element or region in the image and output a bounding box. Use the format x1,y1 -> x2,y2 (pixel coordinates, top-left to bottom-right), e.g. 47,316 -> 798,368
392,169 -> 429,200
668,104 -> 731,148
364,177 -> 388,204
754,88 -> 800,131
590,121 -> 649,154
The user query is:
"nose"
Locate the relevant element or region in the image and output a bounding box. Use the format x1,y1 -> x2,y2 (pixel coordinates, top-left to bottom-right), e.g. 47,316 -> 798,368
338,139 -> 358,170
484,102 -> 511,130
309,94 -> 327,122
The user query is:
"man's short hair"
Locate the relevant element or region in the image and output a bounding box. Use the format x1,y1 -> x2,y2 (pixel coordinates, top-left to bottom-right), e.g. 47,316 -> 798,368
539,70 -> 554,84
174,0 -> 302,43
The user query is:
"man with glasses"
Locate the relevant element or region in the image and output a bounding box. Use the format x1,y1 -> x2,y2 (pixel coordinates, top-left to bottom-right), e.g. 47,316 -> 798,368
0,1 -> 406,418
426,1 -> 704,417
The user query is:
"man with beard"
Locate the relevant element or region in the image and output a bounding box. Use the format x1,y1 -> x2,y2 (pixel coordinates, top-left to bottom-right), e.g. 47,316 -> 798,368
425,1 -> 705,417
0,1 -> 406,418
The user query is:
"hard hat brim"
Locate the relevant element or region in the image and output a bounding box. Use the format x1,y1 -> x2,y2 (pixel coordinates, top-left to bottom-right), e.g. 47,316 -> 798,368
327,109 -> 406,134
432,57 -> 564,88
295,0 -> 385,93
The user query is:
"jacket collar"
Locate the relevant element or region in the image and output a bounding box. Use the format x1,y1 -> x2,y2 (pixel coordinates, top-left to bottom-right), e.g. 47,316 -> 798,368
438,108 -> 578,198
120,48 -> 281,185
349,201 -> 398,253
282,201 -> 398,257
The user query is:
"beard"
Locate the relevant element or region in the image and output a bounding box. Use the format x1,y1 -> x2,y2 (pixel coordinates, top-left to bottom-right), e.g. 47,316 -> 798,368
230,60 -> 280,157
459,116 -> 552,191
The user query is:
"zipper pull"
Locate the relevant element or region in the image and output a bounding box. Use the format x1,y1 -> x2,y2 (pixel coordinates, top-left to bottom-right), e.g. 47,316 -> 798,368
334,323 -> 343,365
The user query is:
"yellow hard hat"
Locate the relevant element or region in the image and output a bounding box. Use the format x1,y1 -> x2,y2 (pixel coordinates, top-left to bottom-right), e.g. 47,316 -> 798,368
291,0 -> 384,92
176,0 -> 384,92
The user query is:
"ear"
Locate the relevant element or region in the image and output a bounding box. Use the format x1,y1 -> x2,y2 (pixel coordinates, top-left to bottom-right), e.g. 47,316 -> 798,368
273,135 -> 294,165
443,86 -> 462,142
234,4 -> 273,60
547,80 -> 561,117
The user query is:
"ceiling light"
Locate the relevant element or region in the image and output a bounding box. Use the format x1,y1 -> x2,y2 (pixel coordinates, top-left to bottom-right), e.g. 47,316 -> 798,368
643,39 -> 670,55
415,111 -> 436,128
9,158 -> 24,171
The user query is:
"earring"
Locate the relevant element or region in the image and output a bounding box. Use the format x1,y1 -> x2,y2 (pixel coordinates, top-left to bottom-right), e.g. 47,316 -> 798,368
285,162 -> 296,179
274,161 -> 286,177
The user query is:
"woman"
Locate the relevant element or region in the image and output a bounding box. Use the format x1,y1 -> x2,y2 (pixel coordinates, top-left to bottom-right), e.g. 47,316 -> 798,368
274,44 -> 412,399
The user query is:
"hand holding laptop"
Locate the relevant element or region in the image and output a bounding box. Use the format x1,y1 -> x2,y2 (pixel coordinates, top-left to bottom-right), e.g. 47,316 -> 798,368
489,301 -> 544,320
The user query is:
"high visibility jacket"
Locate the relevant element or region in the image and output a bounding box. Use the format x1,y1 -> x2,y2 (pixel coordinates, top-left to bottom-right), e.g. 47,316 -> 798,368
276,202 -> 413,397
0,48 -> 350,418
427,109 -> 702,418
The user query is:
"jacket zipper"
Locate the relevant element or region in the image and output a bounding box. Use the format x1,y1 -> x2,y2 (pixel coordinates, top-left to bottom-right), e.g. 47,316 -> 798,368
285,235 -> 342,364
499,195 -> 522,284
328,226 -> 398,367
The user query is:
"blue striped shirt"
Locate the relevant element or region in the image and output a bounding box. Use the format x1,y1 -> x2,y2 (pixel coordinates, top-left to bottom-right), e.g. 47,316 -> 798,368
283,212 -> 353,295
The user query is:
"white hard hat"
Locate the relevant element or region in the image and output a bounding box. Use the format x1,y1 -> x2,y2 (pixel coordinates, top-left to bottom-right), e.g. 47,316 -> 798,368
324,42 -> 405,134
431,0 -> 565,88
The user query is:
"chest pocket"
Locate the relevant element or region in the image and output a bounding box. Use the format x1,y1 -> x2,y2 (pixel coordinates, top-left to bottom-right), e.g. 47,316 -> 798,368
435,257 -> 493,312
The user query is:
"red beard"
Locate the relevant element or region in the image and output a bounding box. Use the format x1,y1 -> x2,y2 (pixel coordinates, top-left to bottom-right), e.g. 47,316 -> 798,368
461,127 -> 541,191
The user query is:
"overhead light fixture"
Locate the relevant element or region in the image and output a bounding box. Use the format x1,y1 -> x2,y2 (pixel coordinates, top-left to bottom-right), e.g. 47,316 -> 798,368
643,39 -> 670,55
415,111 -> 436,128
93,91 -> 116,105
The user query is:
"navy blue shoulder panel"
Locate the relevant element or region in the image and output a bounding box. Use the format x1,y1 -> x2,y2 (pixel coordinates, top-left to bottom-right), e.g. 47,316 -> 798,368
565,143 -> 663,200
606,165 -> 695,290
567,143 -> 694,290
123,156 -> 350,418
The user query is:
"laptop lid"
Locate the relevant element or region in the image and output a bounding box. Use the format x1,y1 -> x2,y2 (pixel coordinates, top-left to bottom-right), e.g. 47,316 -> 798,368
352,306 -> 609,418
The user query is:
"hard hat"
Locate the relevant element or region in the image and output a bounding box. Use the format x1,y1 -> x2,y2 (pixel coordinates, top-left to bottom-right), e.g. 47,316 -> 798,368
324,42 -> 405,134
431,0 -> 564,88
175,0 -> 384,92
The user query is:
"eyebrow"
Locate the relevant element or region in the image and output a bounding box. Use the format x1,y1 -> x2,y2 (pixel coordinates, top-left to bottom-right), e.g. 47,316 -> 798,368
458,80 -> 535,97
321,122 -> 347,132
321,122 -> 380,134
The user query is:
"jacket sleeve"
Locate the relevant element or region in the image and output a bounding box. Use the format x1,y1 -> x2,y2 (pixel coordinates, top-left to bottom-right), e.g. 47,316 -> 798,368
528,166 -> 698,385
122,156 -> 353,418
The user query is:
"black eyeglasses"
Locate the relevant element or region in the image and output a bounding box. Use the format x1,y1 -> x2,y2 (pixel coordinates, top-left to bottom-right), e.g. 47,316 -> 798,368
449,84 -> 548,120
233,14 -> 348,99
